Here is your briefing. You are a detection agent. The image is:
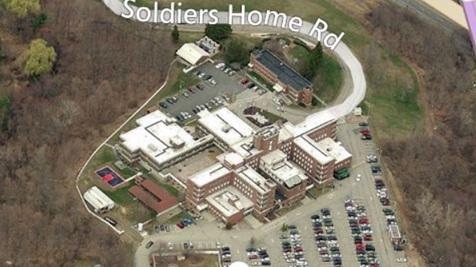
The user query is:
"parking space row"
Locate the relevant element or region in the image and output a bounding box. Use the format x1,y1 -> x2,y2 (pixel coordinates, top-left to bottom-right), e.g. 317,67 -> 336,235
310,208 -> 343,266
280,224 -> 309,266
344,199 -> 380,267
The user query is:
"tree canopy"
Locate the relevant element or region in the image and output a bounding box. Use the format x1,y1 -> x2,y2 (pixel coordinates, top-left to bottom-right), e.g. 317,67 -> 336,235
224,38 -> 249,66
205,24 -> 232,42
171,25 -> 180,43
4,0 -> 40,18
303,42 -> 323,80
24,39 -> 57,77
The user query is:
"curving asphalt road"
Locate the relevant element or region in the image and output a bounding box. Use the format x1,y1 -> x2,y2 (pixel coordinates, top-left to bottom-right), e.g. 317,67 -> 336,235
102,0 -> 367,126
100,1 -> 367,266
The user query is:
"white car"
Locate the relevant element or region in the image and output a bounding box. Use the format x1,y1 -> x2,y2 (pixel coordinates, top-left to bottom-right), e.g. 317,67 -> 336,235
215,62 -> 225,69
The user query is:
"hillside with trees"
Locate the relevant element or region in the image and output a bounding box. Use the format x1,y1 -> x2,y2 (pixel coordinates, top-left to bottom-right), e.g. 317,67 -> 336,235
366,3 -> 476,267
0,0 -> 175,265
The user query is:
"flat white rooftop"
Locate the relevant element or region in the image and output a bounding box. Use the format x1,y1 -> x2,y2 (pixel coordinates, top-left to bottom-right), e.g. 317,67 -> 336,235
206,186 -> 254,218
260,150 -> 307,188
231,136 -> 261,158
83,186 -> 115,211
176,43 -> 209,65
223,152 -> 245,166
189,162 -> 232,188
199,107 -> 255,147
120,110 -> 213,166
236,166 -> 275,195
293,136 -> 335,165
284,110 -> 335,137
316,137 -> 352,164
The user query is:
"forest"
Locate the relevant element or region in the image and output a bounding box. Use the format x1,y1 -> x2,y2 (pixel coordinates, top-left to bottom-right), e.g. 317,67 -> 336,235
0,0 -> 475,266
0,0 -> 175,266
367,4 -> 476,267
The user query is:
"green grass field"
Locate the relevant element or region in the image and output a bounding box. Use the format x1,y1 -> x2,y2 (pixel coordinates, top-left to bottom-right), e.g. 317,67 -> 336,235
289,44 -> 343,104
158,66 -> 199,99
131,0 -> 422,138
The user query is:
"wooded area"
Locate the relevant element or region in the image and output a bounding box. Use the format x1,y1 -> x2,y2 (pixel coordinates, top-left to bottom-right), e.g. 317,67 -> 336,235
367,4 -> 476,267
0,0 -> 175,265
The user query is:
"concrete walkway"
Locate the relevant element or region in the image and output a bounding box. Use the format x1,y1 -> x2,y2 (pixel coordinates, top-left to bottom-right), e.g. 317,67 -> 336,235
101,0 -> 367,123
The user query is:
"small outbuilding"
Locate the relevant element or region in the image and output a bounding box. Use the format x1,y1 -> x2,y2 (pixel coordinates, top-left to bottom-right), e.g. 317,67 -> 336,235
83,186 -> 115,213
176,43 -> 209,66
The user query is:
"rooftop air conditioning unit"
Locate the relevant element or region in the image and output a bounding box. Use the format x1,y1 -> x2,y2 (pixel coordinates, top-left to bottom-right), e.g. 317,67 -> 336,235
147,144 -> 158,152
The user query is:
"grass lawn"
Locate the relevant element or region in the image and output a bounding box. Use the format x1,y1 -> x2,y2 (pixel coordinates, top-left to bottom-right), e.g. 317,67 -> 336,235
154,254 -> 220,267
107,62 -> 197,144
141,171 -> 181,197
179,31 -> 205,45
261,109 -> 285,123
132,0 -> 423,138
106,183 -> 136,205
84,146 -> 117,177
288,44 -> 343,103
165,210 -> 192,224
314,54 -> 343,103
248,71 -> 273,90
157,65 -> 200,100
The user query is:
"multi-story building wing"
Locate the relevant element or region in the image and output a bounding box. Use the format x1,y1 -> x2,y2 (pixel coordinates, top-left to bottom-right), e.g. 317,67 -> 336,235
250,49 -> 314,105
120,106 -> 352,225
116,110 -> 213,172
259,150 -> 308,206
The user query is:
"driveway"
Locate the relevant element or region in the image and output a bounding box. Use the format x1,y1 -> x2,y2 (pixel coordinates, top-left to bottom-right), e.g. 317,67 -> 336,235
161,62 -> 243,117
134,121 -> 406,267
101,0 -> 367,123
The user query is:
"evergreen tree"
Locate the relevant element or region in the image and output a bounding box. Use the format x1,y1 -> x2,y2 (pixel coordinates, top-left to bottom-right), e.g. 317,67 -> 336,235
205,24 -> 233,42
171,25 -> 180,43
224,38 -> 249,66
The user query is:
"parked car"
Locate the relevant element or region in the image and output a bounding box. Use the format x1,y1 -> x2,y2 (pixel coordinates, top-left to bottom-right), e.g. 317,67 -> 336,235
367,154 -> 378,163
145,241 -> 154,249
104,216 -> 117,226
159,102 -> 168,109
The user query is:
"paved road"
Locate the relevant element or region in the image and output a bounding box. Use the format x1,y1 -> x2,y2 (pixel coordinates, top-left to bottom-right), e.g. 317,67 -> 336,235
134,121 -> 406,267
102,0 -> 367,125
391,0 -> 466,30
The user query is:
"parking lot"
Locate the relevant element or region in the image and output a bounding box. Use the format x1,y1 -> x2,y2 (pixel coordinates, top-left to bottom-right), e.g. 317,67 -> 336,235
137,119 -> 408,267
158,62 -> 245,120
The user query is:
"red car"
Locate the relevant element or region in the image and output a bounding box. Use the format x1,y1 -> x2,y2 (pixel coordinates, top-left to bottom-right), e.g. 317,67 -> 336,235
176,222 -> 185,229
355,243 -> 365,251
241,78 -> 249,85
360,128 -> 370,134
364,234 -> 373,241
359,218 -> 369,224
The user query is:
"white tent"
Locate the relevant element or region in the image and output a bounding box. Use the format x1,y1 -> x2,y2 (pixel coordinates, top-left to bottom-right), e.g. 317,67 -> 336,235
84,186 -> 115,213
176,43 -> 209,65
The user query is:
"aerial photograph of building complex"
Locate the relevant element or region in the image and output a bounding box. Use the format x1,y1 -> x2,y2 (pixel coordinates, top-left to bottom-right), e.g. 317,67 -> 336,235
0,0 -> 474,267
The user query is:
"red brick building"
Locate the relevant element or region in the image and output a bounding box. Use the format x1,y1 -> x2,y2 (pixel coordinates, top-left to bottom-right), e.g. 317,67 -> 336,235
250,49 -> 314,106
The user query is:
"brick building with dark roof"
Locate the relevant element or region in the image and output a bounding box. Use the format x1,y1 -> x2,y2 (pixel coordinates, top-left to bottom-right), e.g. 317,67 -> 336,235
129,178 -> 178,215
250,49 -> 314,105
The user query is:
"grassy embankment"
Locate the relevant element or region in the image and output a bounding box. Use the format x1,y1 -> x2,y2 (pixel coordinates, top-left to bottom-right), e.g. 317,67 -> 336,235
136,0 -> 422,138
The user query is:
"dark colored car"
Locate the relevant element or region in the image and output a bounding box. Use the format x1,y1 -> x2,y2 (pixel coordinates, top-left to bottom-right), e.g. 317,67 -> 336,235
104,216 -> 117,226
145,241 -> 154,249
